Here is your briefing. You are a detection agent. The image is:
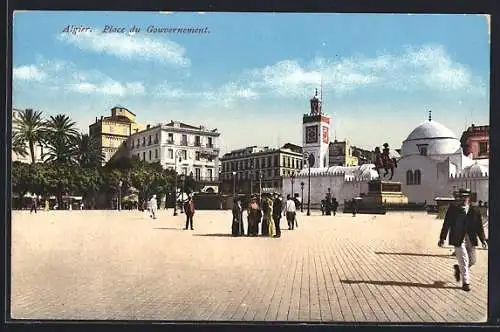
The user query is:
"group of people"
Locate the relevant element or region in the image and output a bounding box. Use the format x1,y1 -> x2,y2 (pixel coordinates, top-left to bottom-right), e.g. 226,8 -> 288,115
145,194 -> 196,230
320,193 -> 339,216
231,192 -> 301,237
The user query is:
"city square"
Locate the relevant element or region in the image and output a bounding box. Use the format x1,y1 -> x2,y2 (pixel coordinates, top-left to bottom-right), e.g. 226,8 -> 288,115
11,210 -> 487,322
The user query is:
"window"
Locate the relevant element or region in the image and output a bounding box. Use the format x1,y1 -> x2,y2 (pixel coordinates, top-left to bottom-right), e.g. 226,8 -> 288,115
142,137 -> 145,146
195,168 -> 201,180
168,149 -> 173,159
168,133 -> 174,144
137,139 -> 140,147
149,150 -> 152,160
406,170 -> 414,185
417,144 -> 428,156
274,155 -> 279,167
207,137 -> 213,148
131,140 -> 135,149
142,151 -> 146,160
182,168 -> 188,175
195,151 -> 201,160
181,134 -> 188,146
479,142 -> 488,155
414,170 -> 421,185
195,136 -> 201,146
154,133 -> 159,144
148,136 -> 152,146
268,156 -> 272,167
274,169 -> 279,177
182,150 -> 187,160
155,149 -> 158,159
208,169 -> 213,181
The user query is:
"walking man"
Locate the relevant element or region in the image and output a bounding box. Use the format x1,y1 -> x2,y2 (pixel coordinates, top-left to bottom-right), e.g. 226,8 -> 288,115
184,195 -> 195,230
149,194 -> 158,219
438,188 -> 487,292
285,195 -> 296,230
30,195 -> 38,214
293,193 -> 301,228
272,193 -> 283,238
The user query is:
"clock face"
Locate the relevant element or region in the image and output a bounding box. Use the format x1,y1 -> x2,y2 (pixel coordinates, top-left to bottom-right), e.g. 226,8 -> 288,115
322,126 -> 329,144
306,125 -> 318,143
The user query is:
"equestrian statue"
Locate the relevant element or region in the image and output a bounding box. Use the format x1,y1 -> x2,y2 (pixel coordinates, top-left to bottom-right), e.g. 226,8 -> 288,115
373,143 -> 398,180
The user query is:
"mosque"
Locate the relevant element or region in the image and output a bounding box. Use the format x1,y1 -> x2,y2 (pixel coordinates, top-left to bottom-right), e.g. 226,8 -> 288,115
281,90 -> 489,208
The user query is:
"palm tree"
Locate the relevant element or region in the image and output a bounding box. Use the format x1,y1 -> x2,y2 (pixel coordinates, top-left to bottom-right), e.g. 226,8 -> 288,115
72,133 -> 104,168
42,114 -> 79,165
11,135 -> 28,159
12,109 -> 45,164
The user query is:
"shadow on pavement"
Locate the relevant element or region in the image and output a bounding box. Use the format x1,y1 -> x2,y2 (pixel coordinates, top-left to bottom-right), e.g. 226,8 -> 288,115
193,233 -> 274,238
340,279 -> 461,289
152,227 -> 185,230
374,251 -> 456,258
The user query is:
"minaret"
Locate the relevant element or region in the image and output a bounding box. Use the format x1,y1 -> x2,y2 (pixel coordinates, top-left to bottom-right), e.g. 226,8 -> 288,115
302,88 -> 331,168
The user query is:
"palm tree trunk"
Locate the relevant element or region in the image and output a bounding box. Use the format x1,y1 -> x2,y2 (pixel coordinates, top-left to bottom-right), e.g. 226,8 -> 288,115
29,140 -> 35,164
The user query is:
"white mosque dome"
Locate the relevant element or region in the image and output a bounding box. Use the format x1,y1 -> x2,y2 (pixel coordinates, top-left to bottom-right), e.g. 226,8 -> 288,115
401,120 -> 462,157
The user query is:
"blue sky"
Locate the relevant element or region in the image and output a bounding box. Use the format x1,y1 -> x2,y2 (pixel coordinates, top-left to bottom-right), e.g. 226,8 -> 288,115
12,11 -> 490,153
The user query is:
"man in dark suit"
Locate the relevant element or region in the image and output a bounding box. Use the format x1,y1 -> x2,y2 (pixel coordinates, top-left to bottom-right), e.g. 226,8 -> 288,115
272,193 -> 283,238
438,188 -> 487,292
183,195 -> 195,230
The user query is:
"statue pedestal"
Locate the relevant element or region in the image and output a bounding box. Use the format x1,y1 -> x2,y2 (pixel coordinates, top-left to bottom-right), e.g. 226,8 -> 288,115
362,180 -> 408,205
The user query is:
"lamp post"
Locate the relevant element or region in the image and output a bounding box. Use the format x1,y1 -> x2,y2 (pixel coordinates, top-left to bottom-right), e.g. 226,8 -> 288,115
259,172 -> 263,203
232,171 -> 237,198
300,182 -> 304,212
250,160 -> 254,196
306,153 -> 315,216
291,172 -> 296,198
118,180 -> 123,211
173,150 -> 183,216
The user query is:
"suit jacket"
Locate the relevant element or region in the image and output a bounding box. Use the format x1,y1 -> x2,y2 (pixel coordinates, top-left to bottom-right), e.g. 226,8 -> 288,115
273,198 -> 283,217
232,204 -> 243,223
439,203 -> 486,247
184,200 -> 195,215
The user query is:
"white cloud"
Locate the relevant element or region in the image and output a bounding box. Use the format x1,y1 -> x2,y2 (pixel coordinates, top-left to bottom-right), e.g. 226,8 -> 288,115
68,80 -> 145,97
244,44 -> 486,98
13,65 -> 47,81
57,30 -> 190,67
154,81 -> 259,106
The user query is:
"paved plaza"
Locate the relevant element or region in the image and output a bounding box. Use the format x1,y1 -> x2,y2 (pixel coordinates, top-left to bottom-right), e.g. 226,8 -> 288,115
11,209 -> 487,322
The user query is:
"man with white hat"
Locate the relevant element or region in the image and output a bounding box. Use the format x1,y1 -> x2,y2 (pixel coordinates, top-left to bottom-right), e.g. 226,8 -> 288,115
438,188 -> 487,292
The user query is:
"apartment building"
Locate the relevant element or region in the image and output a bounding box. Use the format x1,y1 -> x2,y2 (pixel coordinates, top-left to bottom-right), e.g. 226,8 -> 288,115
127,120 -> 221,188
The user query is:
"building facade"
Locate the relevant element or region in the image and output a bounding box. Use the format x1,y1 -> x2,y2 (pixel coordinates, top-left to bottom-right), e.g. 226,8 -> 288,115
328,139 -> 359,167
89,106 -> 145,165
126,120 -> 221,192
220,144 -> 303,194
302,89 -> 330,168
460,124 -> 489,160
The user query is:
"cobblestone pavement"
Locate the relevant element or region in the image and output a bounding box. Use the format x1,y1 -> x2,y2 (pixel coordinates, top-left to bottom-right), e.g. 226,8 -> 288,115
10,210 -> 487,322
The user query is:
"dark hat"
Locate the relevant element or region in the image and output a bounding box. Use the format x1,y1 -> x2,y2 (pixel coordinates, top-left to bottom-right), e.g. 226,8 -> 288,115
455,188 -> 471,198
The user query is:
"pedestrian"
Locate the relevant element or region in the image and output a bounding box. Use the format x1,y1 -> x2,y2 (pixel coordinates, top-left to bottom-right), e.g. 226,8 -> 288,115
293,193 -> 301,228
285,194 -> 296,230
247,196 -> 261,236
320,200 -> 325,215
149,194 -> 158,219
272,193 -> 283,238
232,198 -> 244,236
184,195 -> 195,230
44,199 -> 49,212
332,198 -> 339,216
351,198 -> 358,217
30,195 -> 37,214
438,188 -> 487,292
264,194 -> 276,237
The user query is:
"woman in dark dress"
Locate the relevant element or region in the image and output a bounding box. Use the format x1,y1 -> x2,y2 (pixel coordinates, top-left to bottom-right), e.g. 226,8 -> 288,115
232,198 -> 244,236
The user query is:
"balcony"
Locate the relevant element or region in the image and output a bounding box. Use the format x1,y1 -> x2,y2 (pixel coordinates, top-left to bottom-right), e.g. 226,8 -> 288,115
167,139 -> 174,144
206,143 -> 213,148
194,141 -> 201,147
180,140 -> 188,146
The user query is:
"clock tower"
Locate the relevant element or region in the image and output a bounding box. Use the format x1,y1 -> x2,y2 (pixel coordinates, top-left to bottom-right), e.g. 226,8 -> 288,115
302,88 -> 330,168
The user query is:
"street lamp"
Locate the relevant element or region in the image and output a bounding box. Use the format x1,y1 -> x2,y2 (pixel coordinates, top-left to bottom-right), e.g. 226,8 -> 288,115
258,170 -> 263,203
173,150 -> 183,216
291,172 -> 296,198
305,153 -> 315,216
300,182 -> 304,212
118,180 -> 123,211
232,171 -> 237,198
